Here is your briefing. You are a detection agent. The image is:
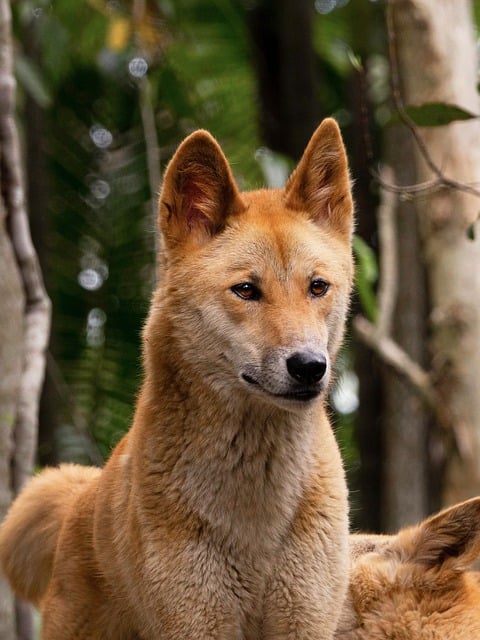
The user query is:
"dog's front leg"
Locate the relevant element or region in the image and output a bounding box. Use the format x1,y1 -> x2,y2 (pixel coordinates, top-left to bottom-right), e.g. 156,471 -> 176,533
261,544 -> 348,639
261,509 -> 349,639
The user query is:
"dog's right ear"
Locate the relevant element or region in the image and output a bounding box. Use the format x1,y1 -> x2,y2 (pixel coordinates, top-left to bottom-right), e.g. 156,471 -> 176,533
158,130 -> 245,257
396,497 -> 480,572
284,118 -> 353,241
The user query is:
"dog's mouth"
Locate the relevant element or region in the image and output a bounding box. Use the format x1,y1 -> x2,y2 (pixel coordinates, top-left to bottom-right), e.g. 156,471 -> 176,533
242,373 -> 259,386
241,373 -> 322,402
281,388 -> 321,401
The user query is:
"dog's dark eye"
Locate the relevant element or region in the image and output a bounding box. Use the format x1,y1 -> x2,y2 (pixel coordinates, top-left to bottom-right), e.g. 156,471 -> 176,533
231,282 -> 261,301
310,279 -> 329,297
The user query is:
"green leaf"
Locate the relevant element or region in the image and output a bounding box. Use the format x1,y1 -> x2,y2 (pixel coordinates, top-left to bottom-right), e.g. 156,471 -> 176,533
400,102 -> 478,127
353,235 -> 378,283
467,224 -> 476,241
346,48 -> 363,73
353,236 -> 378,322
14,55 -> 52,108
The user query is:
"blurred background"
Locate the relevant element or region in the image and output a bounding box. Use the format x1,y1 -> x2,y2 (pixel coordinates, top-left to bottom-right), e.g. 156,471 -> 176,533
5,0 -> 480,539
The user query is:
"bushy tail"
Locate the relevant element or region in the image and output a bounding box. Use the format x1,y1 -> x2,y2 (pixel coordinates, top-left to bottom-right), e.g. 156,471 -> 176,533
0,463 -> 101,605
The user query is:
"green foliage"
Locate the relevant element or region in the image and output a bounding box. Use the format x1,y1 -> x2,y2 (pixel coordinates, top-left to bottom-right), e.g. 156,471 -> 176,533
353,235 -> 378,322
393,102 -> 478,127
162,0 -> 262,183
13,0 -> 388,467
15,0 -> 263,462
14,55 -> 52,108
44,63 -> 150,458
472,0 -> 480,30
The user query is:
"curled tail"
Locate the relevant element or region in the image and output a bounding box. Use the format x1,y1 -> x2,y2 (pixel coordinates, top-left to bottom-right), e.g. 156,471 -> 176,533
0,463 -> 101,605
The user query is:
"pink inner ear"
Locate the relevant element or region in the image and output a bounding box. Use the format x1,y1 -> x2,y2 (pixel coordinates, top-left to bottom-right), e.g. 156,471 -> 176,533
310,184 -> 334,222
183,181 -> 213,230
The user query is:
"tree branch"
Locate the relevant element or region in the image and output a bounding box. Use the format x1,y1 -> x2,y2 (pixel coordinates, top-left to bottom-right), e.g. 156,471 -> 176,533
132,0 -> 162,278
375,0 -> 480,210
375,165 -> 398,337
354,315 -> 435,408
353,168 -> 446,427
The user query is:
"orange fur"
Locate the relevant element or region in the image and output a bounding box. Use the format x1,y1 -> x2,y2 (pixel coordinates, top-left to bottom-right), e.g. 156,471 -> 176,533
0,119 -> 354,639
0,464 -> 101,605
337,498 -> 480,639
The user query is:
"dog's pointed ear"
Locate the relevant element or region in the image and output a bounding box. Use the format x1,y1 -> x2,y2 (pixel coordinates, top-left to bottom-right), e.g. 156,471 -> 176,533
159,130 -> 245,254
397,497 -> 480,572
284,118 -> 353,240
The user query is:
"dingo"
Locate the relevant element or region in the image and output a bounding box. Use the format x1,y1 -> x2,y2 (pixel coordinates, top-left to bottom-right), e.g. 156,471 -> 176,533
0,119 -> 354,639
336,498 -> 480,638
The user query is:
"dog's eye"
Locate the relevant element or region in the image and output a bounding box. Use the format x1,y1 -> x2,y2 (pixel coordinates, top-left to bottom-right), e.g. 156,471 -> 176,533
310,279 -> 329,297
231,282 -> 261,301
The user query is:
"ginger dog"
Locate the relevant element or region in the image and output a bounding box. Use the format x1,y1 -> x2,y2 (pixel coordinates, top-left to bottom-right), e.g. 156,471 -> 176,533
0,119 -> 354,639
336,498 -> 480,639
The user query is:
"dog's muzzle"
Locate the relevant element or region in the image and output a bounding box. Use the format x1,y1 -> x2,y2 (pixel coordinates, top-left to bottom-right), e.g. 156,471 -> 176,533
241,349 -> 329,403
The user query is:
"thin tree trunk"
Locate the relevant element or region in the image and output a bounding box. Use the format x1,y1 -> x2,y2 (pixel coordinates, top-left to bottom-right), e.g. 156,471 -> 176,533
0,0 -> 51,496
348,58 -> 383,534
246,0 -> 320,158
0,197 -> 21,640
382,125 -> 432,531
391,0 -> 480,504
23,11 -> 59,468
0,0 -> 51,636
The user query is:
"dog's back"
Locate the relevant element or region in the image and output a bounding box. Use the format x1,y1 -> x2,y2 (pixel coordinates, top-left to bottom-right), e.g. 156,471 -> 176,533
336,498 -> 480,639
0,464 -> 100,604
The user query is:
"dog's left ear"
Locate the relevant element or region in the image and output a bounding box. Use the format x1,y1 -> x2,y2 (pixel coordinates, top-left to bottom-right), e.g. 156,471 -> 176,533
397,497 -> 480,572
285,118 -> 353,240
159,130 -> 244,254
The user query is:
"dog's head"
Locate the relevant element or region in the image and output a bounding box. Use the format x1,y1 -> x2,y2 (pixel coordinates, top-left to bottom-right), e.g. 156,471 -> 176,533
150,119 -> 354,410
337,498 -> 480,639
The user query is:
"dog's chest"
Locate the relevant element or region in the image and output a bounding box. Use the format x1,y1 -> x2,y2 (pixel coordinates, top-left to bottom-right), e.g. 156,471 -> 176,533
179,417 -> 312,553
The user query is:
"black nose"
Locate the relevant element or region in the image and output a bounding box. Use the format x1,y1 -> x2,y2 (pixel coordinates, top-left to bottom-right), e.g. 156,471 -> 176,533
286,352 -> 327,386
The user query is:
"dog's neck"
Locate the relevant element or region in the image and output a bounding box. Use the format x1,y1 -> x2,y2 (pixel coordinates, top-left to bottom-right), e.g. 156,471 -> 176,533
129,328 -> 329,555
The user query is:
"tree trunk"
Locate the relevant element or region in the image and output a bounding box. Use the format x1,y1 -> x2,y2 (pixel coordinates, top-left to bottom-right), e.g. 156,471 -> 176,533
23,11 -> 59,468
346,16 -> 384,533
391,0 -> 480,505
0,196 -> 21,640
0,0 -> 51,636
350,76 -> 383,531
246,0 -> 320,158
381,125 -> 432,531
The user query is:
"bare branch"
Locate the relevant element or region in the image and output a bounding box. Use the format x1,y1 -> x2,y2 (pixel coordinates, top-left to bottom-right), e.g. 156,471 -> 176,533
371,168 -> 440,196
375,165 -> 398,337
379,0 -> 480,207
354,172 -> 444,425
139,76 -> 161,219
132,0 -> 163,278
354,316 -> 435,409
